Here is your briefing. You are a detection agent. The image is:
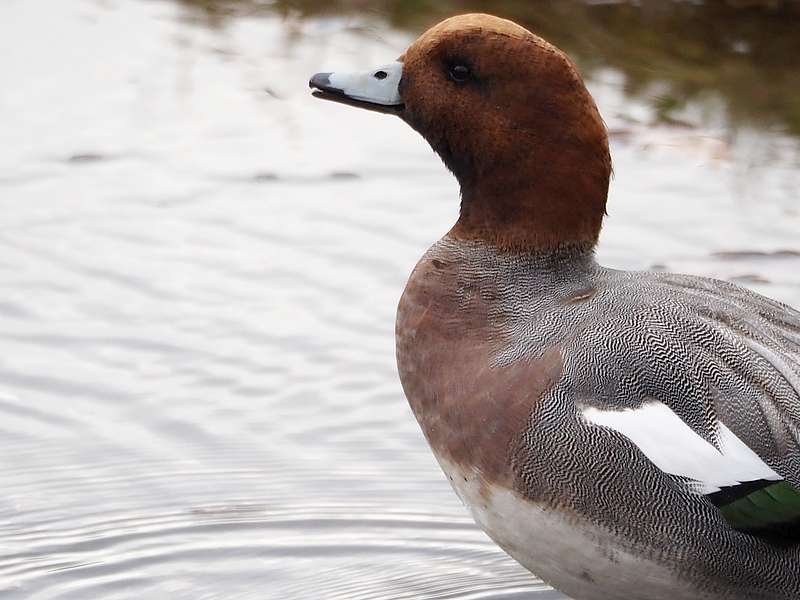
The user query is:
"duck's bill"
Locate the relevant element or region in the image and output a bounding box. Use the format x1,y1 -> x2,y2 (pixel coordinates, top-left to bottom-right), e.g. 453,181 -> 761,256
309,61 -> 404,115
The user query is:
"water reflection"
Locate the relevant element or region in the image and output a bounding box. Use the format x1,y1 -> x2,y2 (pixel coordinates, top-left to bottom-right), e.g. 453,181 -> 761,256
177,0 -> 800,136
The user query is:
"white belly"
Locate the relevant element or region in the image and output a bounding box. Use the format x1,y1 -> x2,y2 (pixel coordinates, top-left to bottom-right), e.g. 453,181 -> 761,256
433,454 -> 707,600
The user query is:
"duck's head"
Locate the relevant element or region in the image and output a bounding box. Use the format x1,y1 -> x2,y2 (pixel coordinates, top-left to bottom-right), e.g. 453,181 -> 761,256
310,14 -> 611,253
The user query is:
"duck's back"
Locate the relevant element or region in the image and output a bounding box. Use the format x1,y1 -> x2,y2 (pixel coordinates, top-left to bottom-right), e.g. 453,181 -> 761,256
396,236 -> 800,600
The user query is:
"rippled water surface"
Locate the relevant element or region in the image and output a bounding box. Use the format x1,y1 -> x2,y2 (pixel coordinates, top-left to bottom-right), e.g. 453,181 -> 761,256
1,1 -> 799,598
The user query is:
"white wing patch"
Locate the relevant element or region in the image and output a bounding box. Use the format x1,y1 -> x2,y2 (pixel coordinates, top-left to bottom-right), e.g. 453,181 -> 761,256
582,401 -> 781,494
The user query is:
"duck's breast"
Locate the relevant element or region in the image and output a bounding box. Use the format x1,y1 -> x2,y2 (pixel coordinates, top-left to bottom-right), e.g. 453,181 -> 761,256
395,238 -> 563,488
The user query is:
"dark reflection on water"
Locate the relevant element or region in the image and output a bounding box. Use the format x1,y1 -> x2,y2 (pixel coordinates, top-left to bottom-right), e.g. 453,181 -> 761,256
0,0 -> 799,598
177,0 -> 800,136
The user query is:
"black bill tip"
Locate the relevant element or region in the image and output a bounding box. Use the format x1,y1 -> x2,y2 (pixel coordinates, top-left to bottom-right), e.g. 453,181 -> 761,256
309,72 -> 340,94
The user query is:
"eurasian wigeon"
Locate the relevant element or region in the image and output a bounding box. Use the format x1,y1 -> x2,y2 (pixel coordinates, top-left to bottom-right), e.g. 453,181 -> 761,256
310,14 -> 800,600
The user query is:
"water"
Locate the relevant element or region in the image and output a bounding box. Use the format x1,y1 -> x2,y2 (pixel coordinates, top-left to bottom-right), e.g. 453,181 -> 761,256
0,1 -> 799,598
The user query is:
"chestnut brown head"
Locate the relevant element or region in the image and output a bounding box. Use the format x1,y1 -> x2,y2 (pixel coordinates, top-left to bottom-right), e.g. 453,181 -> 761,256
310,14 -> 611,253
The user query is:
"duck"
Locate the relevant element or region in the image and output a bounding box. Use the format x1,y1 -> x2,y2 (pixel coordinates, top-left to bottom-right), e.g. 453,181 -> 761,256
309,13 -> 800,600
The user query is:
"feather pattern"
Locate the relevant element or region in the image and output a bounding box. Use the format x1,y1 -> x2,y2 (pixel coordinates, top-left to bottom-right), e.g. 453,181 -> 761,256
398,238 -> 800,597
582,401 -> 782,494
493,264 -> 800,490
424,239 -> 800,532
719,481 -> 800,533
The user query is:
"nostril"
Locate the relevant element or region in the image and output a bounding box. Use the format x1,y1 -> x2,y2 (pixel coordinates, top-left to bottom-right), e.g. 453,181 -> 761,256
374,70 -> 388,80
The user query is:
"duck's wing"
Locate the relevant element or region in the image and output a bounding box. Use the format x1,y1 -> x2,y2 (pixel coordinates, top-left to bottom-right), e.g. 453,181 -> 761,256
576,272 -> 800,541
583,398 -> 800,542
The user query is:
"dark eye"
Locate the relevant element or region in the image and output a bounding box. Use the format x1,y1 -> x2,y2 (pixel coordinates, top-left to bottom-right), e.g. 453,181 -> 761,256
373,70 -> 388,80
448,64 -> 471,83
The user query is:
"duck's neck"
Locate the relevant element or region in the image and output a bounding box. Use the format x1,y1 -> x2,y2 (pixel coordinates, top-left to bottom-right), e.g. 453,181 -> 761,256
437,234 -> 599,290
449,156 -> 608,253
